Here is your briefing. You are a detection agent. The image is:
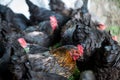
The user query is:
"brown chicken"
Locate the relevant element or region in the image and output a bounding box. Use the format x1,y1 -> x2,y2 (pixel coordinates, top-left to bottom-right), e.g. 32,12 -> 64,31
50,45 -> 84,71
28,45 -> 84,78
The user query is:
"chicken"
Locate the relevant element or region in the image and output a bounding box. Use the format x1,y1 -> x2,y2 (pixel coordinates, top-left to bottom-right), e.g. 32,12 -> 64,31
38,16 -> 58,35
30,45 -> 83,78
0,4 -> 29,30
73,24 -> 119,66
16,37 -> 84,78
79,35 -> 120,80
24,15 -> 63,47
13,13 -> 30,30
23,23 -> 55,47
0,4 -> 14,23
24,29 -> 51,47
10,51 -> 68,80
25,0 -> 70,26
60,18 -> 76,45
0,32 -> 13,80
60,0 -> 106,46
0,19 -> 17,80
70,8 -> 107,70
25,0 -> 71,46
61,27 -> 76,45
0,42 -> 13,80
70,9 -> 120,80
73,0 -> 106,29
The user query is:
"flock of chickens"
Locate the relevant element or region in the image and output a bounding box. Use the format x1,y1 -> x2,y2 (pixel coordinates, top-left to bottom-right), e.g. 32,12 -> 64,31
0,0 -> 120,80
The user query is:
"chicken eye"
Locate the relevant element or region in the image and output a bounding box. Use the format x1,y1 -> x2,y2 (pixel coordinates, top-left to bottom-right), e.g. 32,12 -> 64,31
73,50 -> 79,55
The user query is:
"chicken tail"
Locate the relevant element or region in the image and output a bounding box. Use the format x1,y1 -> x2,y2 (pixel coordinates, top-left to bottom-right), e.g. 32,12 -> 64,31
25,0 -> 37,12
81,0 -> 89,14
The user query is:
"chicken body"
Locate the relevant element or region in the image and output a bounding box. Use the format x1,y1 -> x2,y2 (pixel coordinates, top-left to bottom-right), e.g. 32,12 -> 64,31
25,0 -> 71,46
11,32 -> 83,79
70,7 -> 120,80
27,45 -> 83,78
0,19 -> 19,80
25,0 -> 70,26
0,5 -> 29,30
24,29 -> 51,47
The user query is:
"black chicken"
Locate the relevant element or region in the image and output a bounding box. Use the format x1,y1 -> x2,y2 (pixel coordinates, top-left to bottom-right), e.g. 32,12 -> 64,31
0,4 -> 14,23
74,0 -> 106,30
0,42 -> 13,80
23,18 -> 59,47
25,0 -> 71,46
0,4 -> 29,30
71,7 -> 120,80
13,13 -> 30,30
10,52 -> 68,80
60,0 -> 105,46
77,33 -> 120,80
24,28 -> 51,47
25,0 -> 70,26
0,19 -> 17,80
60,18 -> 76,45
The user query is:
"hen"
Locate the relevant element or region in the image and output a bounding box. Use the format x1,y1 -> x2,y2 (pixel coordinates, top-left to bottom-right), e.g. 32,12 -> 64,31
70,4 -> 120,80
0,18 -> 19,80
24,28 -> 51,47
10,51 -> 68,80
92,32 -> 120,80
23,16 -> 58,47
0,4 -> 29,30
60,0 -> 105,46
25,0 -> 71,46
13,13 -> 30,30
16,38 -> 84,78
31,45 -> 83,78
25,0 -> 70,26
77,33 -> 120,80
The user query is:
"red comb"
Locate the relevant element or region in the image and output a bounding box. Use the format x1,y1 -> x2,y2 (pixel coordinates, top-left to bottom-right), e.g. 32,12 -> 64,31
77,44 -> 84,56
112,36 -> 118,41
50,16 -> 58,31
98,23 -> 106,30
18,38 -> 27,48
